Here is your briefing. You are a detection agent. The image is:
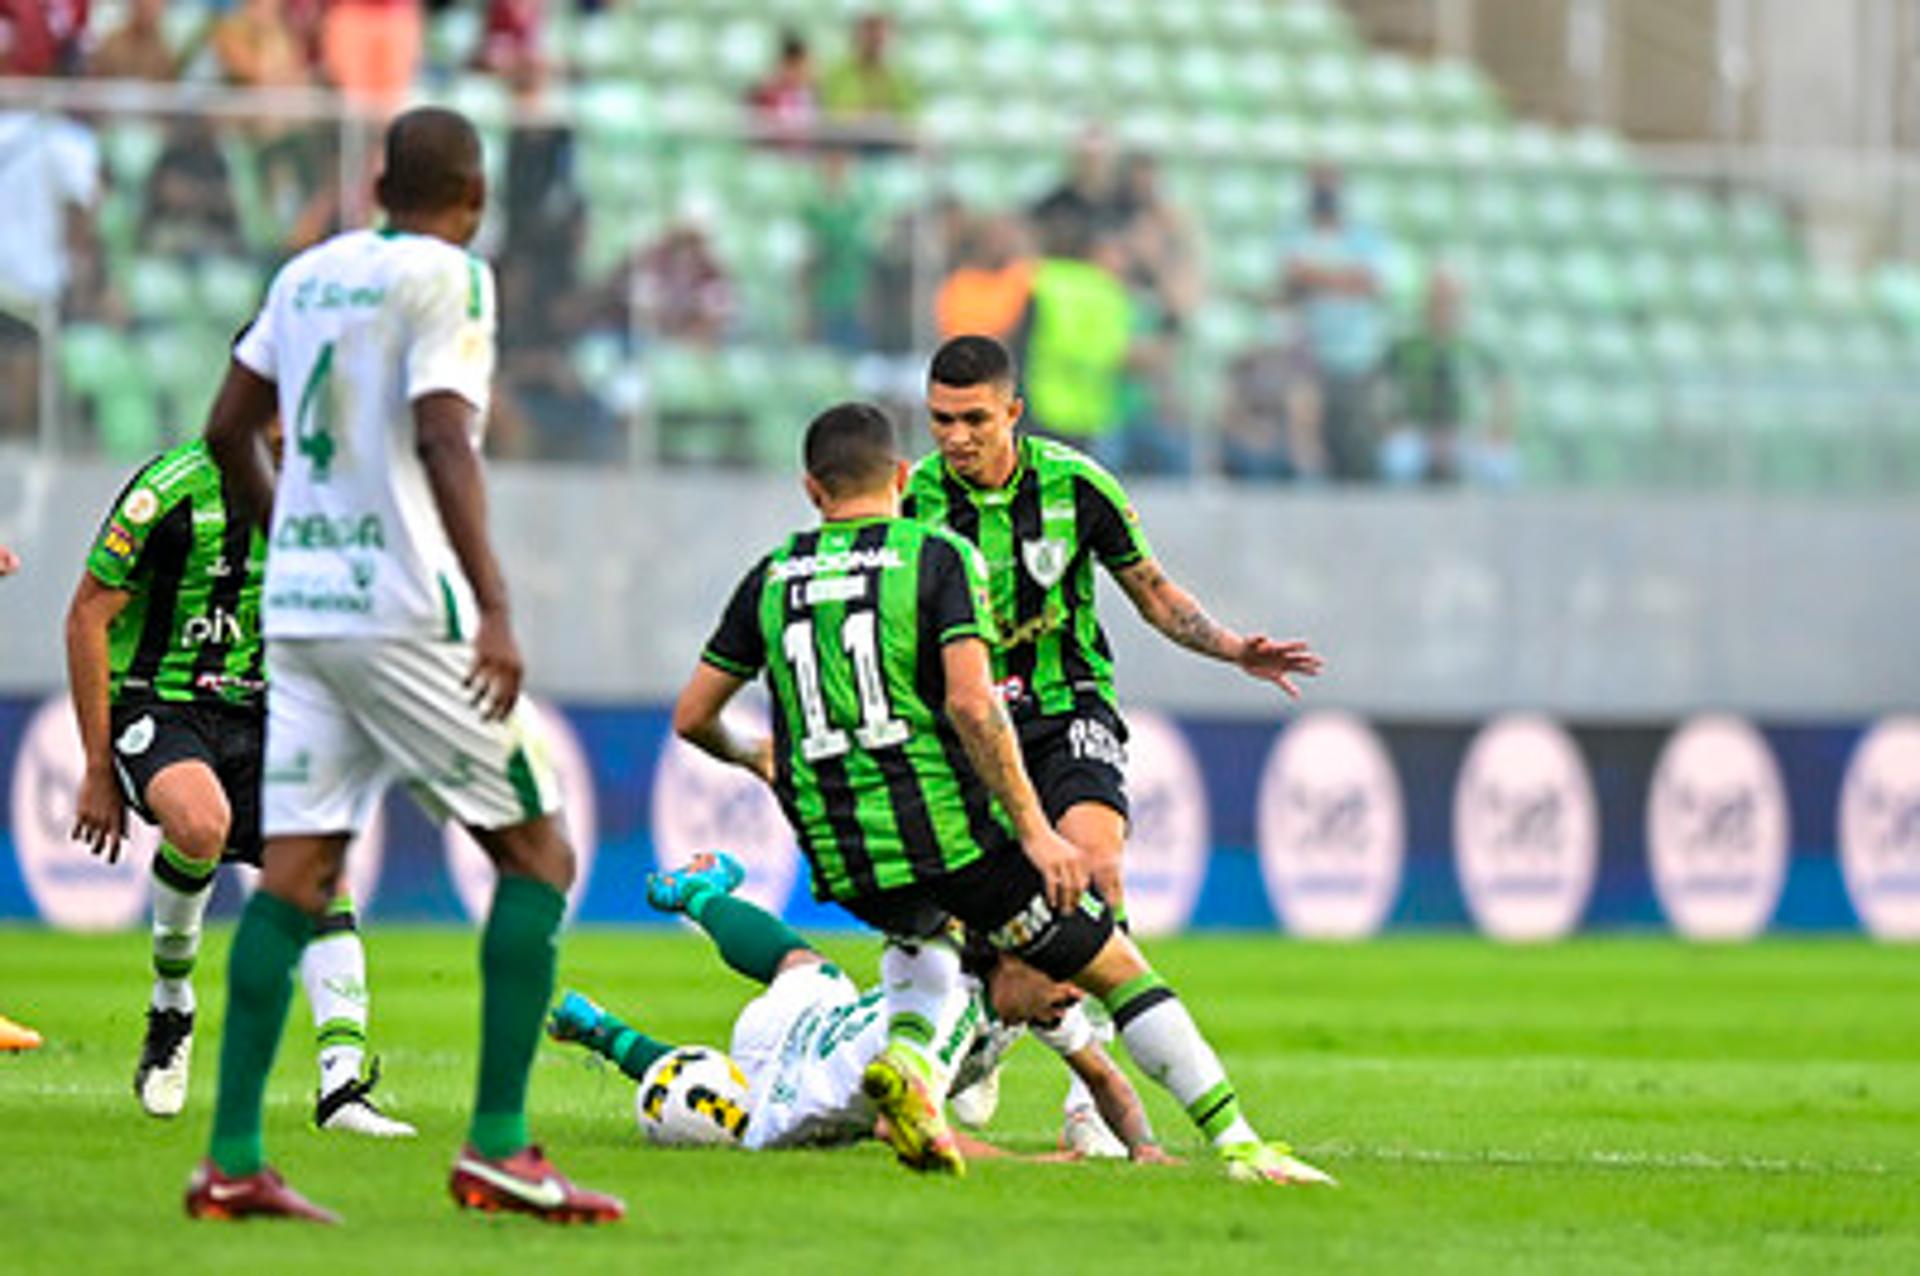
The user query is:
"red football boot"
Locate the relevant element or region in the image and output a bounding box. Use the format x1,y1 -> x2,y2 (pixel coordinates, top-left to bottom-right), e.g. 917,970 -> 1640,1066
184,1159 -> 340,1223
449,1145 -> 625,1224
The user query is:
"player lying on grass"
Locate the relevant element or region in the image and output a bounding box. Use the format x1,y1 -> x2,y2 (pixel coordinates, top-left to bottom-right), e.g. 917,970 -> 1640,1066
66,426 -> 411,1135
672,401 -> 1333,1186
549,852 -> 1169,1160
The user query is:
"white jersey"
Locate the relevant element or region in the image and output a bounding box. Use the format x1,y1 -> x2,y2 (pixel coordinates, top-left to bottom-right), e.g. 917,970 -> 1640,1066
728,962 -> 1092,1151
234,228 -> 497,641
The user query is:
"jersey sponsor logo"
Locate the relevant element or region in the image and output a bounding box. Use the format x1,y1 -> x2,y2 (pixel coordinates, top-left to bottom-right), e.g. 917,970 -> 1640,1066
272,512 -> 386,551
1647,716 -> 1788,941
123,488 -> 159,525
1119,711 -> 1209,935
1068,716 -> 1126,769
116,715 -> 156,757
801,575 -> 867,606
9,695 -> 157,930
767,546 -> 904,583
1021,537 -> 1071,589
998,603 -> 1066,651
444,697 -> 597,921
989,894 -> 1055,950
1257,713 -> 1404,939
101,522 -> 135,562
1839,717 -> 1920,940
193,671 -> 267,695
651,702 -> 799,918
1454,715 -> 1598,943
292,278 -> 388,312
181,609 -> 245,649
993,675 -> 1026,706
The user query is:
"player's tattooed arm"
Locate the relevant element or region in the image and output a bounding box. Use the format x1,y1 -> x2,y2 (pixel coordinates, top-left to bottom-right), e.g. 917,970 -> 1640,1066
943,637 -> 1088,910
202,360 -> 281,528
673,663 -> 775,784
1064,1043 -> 1166,1162
1113,558 -> 1325,699
1114,558 -> 1242,659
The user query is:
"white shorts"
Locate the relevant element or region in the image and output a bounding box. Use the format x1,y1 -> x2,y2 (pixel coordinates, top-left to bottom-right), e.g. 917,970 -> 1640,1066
262,637 -> 562,837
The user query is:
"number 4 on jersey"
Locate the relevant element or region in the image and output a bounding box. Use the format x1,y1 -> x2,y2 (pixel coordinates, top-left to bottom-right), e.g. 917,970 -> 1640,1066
295,341 -> 338,482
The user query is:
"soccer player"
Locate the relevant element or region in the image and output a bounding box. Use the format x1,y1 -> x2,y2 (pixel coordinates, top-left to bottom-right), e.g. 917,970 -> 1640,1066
549,851 -> 1170,1160
189,107 -> 621,1225
65,431 -> 413,1135
904,334 -> 1324,1140
673,401 -> 1333,1185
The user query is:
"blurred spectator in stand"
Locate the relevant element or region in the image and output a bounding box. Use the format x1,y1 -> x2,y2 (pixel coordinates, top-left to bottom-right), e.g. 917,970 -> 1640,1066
48,0 -> 92,74
474,0 -> 543,77
802,150 -> 878,351
140,119 -> 244,257
87,0 -> 177,81
1,0 -> 55,75
1281,164 -> 1388,481
322,0 -> 423,111
746,30 -> 818,145
1110,154 -> 1198,474
822,13 -> 916,138
605,197 -> 734,345
868,193 -> 965,355
215,0 -> 339,250
1377,268 -> 1517,486
936,213 -> 1032,343
1030,128 -> 1129,261
0,109 -> 101,439
1014,223 -> 1133,466
492,59 -> 618,462
1221,308 -> 1317,481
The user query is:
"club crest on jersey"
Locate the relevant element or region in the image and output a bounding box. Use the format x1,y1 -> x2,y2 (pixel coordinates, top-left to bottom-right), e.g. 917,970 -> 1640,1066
123,489 -> 159,525
1022,537 -> 1070,589
117,715 -> 155,756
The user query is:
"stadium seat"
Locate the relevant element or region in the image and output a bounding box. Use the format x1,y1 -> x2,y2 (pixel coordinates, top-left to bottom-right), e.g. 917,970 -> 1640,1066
124,258 -> 194,322
197,257 -> 264,328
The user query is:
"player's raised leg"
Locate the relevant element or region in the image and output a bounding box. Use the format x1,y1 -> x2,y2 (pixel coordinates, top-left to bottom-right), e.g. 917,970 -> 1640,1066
303,894 -> 415,1137
646,850 -> 814,986
188,832 -> 347,1223
448,814 -> 624,1223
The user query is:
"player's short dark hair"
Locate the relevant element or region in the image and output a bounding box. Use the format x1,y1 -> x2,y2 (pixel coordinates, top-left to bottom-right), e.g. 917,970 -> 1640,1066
928,335 -> 1017,393
804,401 -> 898,495
375,107 -> 483,215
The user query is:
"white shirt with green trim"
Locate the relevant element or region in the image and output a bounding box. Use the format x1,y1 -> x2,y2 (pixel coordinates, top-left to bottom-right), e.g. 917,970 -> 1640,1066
235,228 -> 496,641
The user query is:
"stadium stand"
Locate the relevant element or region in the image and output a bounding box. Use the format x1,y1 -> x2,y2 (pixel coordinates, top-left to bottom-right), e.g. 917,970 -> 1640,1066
21,0 -> 1920,488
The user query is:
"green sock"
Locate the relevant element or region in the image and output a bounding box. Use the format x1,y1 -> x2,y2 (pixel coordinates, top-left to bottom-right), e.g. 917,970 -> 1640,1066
209,890 -> 313,1176
685,889 -> 811,986
604,1020 -> 674,1082
470,875 -> 565,1159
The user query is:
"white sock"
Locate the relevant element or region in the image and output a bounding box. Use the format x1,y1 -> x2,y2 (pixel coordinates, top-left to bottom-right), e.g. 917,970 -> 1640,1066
880,938 -> 970,1095
1105,974 -> 1259,1147
150,843 -> 216,1014
300,901 -> 370,1095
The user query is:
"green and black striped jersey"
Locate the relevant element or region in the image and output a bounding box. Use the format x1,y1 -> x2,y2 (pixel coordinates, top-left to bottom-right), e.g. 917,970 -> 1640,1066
85,440 -> 265,708
702,516 -> 1012,903
904,435 -> 1152,722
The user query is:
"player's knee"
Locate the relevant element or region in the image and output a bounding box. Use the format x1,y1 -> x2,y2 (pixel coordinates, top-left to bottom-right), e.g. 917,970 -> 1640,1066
161,807 -> 231,862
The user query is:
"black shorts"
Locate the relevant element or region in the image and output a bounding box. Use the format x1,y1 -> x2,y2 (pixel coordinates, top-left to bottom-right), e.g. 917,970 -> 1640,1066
110,699 -> 264,863
1017,700 -> 1130,825
838,843 -> 1117,982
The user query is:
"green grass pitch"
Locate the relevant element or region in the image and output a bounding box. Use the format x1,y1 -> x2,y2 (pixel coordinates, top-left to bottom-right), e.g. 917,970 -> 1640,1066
3,928 -> 1916,1273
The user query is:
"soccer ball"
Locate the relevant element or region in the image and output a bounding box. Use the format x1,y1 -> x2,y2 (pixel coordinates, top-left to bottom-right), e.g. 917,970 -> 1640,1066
634,1045 -> 751,1147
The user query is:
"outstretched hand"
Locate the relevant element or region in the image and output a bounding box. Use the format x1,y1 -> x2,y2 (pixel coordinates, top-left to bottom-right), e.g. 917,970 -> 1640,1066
1236,636 -> 1324,699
